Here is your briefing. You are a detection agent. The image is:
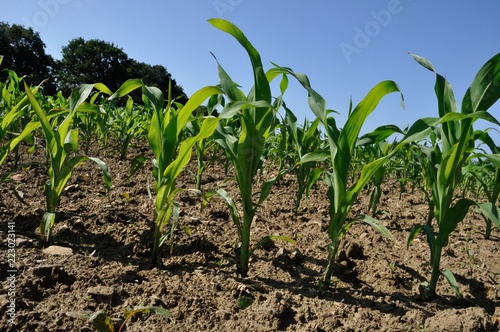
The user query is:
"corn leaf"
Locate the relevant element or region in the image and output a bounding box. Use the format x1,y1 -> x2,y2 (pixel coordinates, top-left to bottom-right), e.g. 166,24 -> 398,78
164,117 -> 219,182
436,198 -> 476,247
477,202 -> 500,230
441,269 -> 462,298
41,212 -> 56,238
89,311 -> 115,332
356,215 -> 393,241
251,235 -> 296,256
109,79 -> 143,99
208,18 -> 271,105
123,306 -> 173,320
407,224 -> 423,249
216,188 -> 242,238
461,52 -> 500,115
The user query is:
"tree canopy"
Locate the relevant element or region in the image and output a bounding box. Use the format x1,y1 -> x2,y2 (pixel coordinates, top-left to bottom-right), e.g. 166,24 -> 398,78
0,22 -> 187,101
56,37 -> 131,95
0,22 -> 56,94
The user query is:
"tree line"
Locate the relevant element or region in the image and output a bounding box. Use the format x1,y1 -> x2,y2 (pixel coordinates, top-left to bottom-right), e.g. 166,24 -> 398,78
0,22 -> 187,102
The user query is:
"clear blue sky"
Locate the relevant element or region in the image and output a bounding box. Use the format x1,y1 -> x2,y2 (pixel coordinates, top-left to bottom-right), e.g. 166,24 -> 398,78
2,0 -> 500,141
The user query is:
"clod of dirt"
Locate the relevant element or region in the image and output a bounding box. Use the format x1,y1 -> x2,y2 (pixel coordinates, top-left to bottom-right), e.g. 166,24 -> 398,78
87,286 -> 116,305
42,245 -> 73,256
346,242 -> 365,260
424,307 -> 493,332
276,247 -> 304,264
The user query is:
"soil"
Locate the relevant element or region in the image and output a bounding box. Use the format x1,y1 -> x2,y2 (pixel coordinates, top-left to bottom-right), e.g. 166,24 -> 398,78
0,140 -> 499,332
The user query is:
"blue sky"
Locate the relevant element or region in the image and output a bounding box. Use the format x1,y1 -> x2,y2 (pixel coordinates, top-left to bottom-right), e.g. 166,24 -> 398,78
2,0 -> 500,140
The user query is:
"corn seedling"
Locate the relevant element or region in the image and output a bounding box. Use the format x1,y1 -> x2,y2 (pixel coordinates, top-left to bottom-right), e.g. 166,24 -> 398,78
282,105 -> 324,211
357,127 -> 402,217
186,100 -> 220,190
276,66 -> 407,288
108,96 -> 149,159
468,131 -> 500,239
0,70 -> 40,170
406,53 -> 500,300
24,81 -> 112,243
209,18 -> 295,276
68,306 -> 173,332
74,93 -> 107,155
113,79 -> 222,264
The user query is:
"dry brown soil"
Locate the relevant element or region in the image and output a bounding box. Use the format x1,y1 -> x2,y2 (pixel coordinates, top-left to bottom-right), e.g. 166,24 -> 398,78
1,141 -> 499,331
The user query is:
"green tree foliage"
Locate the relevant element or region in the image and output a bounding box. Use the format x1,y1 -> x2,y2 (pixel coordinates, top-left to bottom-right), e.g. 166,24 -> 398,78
128,60 -> 187,104
56,37 -> 187,101
0,22 -> 56,94
55,38 -> 131,95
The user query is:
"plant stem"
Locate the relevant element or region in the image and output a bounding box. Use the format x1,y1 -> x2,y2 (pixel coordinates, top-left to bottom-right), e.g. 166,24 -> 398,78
239,211 -> 253,277
323,236 -> 340,288
426,244 -> 443,299
152,222 -> 161,265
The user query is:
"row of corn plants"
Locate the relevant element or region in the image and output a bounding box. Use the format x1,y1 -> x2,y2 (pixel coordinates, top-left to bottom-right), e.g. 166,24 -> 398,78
1,20 -> 499,300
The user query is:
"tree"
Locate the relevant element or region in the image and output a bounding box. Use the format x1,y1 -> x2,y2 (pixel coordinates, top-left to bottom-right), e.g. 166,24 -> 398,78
128,60 -> 187,103
0,22 -> 56,94
56,38 -> 187,102
55,38 -> 131,95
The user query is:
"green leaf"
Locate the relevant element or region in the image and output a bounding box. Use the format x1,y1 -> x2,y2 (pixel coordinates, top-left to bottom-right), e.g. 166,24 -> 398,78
407,224 -> 423,249
300,151 -> 330,164
24,81 -> 54,144
64,129 -> 79,153
88,157 -> 112,191
216,188 -> 242,239
211,53 -> 245,102
476,202 -> 500,230
436,198 -> 475,247
356,215 -> 393,241
176,86 -> 224,136
129,155 -> 149,178
142,85 -> 164,112
409,53 -> 436,72
340,80 -> 403,157
237,295 -> 254,310
41,212 -> 56,237
123,306 -> 173,320
219,100 -> 272,119
305,168 -> 323,197
164,117 -> 219,182
109,79 -> 143,100
257,178 -> 276,206
441,269 -> 462,298
461,52 -> 500,115
89,311 -> 115,332
357,125 -> 403,146
421,225 -> 436,253
208,18 -> 271,105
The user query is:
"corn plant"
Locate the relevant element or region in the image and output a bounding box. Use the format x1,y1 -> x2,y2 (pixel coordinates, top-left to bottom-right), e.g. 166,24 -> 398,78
209,18 -> 295,276
113,79 -> 222,264
0,70 -> 39,170
465,131 -> 500,239
282,105 -> 324,211
186,100 -> 220,190
357,128 -> 402,217
406,53 -> 500,300
68,306 -> 172,332
24,81 -> 112,243
275,66 -> 407,288
108,96 -> 150,159
74,93 -> 107,155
